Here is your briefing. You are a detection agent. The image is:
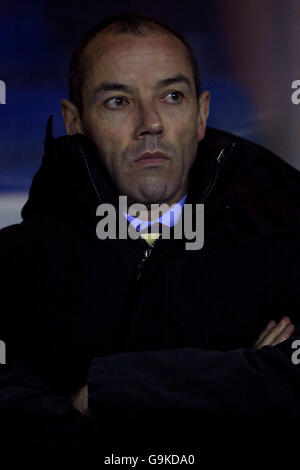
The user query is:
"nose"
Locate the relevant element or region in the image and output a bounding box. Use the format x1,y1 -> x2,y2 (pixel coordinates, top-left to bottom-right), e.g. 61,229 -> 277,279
134,101 -> 163,139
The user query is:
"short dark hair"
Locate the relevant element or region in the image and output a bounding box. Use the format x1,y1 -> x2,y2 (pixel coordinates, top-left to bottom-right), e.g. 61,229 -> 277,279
68,13 -> 201,116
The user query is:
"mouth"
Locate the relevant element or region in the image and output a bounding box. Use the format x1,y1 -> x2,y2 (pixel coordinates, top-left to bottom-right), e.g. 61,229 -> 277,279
134,151 -> 169,167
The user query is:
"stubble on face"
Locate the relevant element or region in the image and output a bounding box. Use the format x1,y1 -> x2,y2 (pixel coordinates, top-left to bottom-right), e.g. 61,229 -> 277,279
79,29 -> 202,206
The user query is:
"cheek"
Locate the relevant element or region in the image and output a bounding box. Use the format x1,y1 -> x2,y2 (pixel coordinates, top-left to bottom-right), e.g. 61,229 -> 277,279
85,109 -> 132,146
85,124 -> 129,175
166,104 -> 198,134
83,115 -> 118,153
168,114 -> 199,149
90,105 -> 133,128
169,117 -> 199,170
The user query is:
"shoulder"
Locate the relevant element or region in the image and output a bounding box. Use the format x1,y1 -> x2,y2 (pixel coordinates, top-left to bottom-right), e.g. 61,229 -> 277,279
202,128 -> 300,241
205,127 -> 300,192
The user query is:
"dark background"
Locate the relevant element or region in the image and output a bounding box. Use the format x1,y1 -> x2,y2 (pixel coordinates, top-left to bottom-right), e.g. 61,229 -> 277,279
0,0 -> 299,201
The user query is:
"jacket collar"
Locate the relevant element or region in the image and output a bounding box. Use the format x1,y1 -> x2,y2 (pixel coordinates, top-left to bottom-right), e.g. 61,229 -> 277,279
21,117 -> 300,243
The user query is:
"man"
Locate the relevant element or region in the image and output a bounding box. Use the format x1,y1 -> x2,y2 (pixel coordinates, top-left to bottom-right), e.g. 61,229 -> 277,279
0,13 -> 299,450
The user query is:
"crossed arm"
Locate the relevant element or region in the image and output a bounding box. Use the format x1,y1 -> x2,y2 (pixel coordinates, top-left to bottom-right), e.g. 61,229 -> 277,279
72,315 -> 296,416
0,312 -> 298,448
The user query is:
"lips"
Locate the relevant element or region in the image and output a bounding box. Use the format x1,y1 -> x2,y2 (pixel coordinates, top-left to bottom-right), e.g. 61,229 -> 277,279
134,151 -> 169,166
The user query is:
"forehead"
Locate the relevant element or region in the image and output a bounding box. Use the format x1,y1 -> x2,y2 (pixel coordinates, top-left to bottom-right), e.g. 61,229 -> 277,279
82,30 -> 194,89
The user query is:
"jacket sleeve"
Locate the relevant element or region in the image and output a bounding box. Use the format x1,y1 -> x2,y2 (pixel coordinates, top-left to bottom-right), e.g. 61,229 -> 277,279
0,299 -> 97,449
86,339 -> 300,449
0,227 -> 98,449
0,359 -> 96,448
87,240 -> 300,443
88,339 -> 300,420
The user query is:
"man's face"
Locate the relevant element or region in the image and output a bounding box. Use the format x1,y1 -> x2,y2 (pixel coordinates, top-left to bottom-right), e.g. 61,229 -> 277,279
63,30 -> 210,205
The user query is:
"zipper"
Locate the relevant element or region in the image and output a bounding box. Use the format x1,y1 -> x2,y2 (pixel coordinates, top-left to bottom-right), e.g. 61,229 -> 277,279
135,242 -> 158,281
76,141 -> 104,205
199,142 -> 236,205
135,141 -> 237,280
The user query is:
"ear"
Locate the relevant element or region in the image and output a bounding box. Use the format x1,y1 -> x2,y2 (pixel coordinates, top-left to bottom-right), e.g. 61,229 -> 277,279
197,91 -> 210,141
61,99 -> 84,135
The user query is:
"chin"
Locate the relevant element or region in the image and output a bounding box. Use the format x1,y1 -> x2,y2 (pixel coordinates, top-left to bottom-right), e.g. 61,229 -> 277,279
136,193 -> 173,206
141,188 -> 167,203
121,176 -> 177,205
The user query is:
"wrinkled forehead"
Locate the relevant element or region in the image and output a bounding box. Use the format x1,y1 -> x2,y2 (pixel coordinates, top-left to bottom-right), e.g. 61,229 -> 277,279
81,30 -> 194,91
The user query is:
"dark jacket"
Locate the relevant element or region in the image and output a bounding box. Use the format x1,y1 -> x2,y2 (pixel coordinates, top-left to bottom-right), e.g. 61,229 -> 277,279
0,121 -> 300,449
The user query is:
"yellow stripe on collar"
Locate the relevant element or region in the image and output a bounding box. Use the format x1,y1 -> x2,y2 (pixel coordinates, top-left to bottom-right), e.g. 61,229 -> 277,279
139,233 -> 161,246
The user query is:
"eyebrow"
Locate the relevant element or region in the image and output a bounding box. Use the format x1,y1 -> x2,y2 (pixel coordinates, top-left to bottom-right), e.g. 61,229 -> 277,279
93,82 -> 134,97
156,74 -> 193,92
93,74 -> 193,98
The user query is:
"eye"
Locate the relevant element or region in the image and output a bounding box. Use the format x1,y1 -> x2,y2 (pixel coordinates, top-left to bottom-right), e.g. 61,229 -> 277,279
161,90 -> 184,104
104,96 -> 129,109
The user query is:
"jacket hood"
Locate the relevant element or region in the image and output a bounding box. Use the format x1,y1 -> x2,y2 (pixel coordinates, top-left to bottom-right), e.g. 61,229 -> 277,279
21,117 -> 120,230
21,116 -> 300,240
